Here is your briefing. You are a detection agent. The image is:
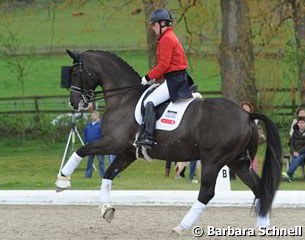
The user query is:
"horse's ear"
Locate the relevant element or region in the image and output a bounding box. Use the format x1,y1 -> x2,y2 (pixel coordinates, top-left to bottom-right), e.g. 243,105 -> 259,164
66,49 -> 80,62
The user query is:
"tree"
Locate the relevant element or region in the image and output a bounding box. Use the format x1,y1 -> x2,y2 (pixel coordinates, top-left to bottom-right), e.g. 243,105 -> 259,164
0,19 -> 31,142
290,0 -> 305,102
218,0 -> 257,107
142,0 -> 166,68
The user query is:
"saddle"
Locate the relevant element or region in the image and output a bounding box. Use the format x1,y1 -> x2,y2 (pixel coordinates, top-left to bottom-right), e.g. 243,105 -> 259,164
135,84 -> 200,131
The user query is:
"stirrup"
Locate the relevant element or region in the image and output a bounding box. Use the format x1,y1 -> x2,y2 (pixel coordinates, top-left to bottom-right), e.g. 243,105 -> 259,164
134,138 -> 156,149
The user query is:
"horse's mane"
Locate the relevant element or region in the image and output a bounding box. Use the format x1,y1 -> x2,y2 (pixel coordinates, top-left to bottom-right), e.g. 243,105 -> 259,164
86,50 -> 140,78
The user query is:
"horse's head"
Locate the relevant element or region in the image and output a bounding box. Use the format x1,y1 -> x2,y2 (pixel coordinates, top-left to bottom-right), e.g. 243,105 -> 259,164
64,49 -> 143,111
65,49 -> 98,111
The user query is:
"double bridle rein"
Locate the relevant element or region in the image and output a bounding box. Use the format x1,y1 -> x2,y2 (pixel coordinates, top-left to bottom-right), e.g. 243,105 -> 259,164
69,55 -> 142,104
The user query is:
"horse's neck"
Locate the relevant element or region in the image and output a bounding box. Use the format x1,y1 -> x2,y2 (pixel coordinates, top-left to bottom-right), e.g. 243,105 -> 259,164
102,76 -> 142,113
102,87 -> 142,131
104,87 -> 142,109
95,52 -> 142,113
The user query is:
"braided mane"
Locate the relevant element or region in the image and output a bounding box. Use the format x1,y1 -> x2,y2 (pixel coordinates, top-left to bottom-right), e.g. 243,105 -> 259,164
86,50 -> 140,78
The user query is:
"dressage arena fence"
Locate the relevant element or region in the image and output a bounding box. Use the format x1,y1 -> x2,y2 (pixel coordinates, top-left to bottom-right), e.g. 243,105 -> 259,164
0,88 -> 299,116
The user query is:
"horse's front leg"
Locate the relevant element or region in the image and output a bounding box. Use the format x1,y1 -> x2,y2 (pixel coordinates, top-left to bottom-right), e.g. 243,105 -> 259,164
55,142 -> 105,192
99,150 -> 136,223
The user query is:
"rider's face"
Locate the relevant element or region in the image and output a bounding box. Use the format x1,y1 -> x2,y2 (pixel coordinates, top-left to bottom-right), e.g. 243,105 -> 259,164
151,22 -> 160,35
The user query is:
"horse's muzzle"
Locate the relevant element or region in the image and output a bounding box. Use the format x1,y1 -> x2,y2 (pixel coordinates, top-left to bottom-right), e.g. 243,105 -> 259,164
80,100 -> 89,110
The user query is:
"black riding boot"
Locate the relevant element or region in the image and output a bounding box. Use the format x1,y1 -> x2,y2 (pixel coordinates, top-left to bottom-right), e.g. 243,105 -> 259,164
135,101 -> 156,149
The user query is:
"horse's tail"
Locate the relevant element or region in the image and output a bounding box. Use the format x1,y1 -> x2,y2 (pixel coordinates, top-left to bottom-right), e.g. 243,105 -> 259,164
250,113 -> 282,216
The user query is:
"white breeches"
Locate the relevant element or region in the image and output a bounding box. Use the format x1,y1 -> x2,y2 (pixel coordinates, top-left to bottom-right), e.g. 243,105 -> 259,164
144,81 -> 170,107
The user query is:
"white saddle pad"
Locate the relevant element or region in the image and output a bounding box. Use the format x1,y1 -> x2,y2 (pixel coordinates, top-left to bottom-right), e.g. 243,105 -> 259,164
135,84 -> 196,131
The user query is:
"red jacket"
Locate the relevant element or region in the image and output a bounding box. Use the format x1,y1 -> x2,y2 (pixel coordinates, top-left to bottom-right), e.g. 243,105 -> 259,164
147,27 -> 188,80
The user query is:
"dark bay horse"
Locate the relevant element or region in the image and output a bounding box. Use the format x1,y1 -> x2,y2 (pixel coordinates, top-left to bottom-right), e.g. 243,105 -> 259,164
56,49 -> 282,234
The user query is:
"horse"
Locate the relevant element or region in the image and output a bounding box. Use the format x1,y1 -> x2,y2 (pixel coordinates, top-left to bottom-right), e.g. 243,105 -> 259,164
56,49 -> 282,234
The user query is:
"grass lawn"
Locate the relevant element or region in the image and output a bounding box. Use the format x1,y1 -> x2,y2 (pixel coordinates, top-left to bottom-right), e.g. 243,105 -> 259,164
0,139 -> 304,190
0,52 -> 222,98
0,1 -> 297,102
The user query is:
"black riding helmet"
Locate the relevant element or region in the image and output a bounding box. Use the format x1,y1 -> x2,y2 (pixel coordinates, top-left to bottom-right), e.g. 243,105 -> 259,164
149,8 -> 173,25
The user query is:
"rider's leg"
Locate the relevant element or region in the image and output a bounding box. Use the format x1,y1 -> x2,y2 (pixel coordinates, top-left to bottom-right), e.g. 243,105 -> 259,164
135,81 -> 170,148
144,80 -> 170,106
135,101 -> 156,145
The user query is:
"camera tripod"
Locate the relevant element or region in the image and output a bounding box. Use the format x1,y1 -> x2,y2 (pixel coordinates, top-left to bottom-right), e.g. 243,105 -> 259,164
58,112 -> 96,174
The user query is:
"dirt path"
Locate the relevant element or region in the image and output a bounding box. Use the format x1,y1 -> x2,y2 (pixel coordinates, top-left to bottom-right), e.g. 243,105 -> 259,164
0,205 -> 303,240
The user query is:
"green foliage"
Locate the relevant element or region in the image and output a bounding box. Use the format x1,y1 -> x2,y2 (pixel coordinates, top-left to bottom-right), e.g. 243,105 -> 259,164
0,113 -> 87,141
283,39 -> 304,90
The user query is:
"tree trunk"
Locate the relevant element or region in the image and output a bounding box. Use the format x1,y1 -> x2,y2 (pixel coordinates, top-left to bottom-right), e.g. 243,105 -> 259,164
290,0 -> 305,103
218,0 -> 257,107
142,0 -> 166,69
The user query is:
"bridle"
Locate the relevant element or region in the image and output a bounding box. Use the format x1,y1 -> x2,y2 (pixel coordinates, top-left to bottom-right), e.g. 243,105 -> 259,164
70,61 -> 96,104
69,53 -> 142,104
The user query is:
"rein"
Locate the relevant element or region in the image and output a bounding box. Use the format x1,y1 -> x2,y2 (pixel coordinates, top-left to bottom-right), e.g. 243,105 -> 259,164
89,84 -> 142,102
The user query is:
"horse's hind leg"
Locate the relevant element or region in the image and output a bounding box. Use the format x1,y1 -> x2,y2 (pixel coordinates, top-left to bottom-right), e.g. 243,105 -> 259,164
173,158 -> 222,235
229,158 -> 261,198
229,159 -> 269,226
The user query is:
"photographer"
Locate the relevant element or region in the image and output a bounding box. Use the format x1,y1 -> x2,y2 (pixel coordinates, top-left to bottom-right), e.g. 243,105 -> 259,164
84,111 -> 105,178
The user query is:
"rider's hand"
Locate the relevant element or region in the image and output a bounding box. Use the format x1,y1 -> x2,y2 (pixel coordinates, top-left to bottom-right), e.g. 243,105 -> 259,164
141,76 -> 150,85
141,76 -> 156,85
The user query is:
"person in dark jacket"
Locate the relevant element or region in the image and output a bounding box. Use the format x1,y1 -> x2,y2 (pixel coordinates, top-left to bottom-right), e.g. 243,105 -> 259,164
282,117 -> 305,181
289,107 -> 305,136
84,111 -> 105,178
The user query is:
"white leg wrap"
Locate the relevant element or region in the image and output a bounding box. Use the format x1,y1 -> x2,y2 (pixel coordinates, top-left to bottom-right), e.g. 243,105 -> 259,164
180,201 -> 207,230
256,214 -> 270,227
99,179 -> 113,203
61,152 -> 82,176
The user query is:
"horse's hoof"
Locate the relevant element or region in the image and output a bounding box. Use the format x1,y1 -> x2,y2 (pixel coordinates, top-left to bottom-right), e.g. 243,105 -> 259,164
172,224 -> 185,235
103,207 -> 115,223
55,175 -> 71,192
256,214 -> 270,228
99,204 -> 115,223
56,186 -> 71,192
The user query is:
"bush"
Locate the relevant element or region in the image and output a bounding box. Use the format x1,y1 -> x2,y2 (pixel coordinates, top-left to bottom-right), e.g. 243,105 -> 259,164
0,113 -> 87,142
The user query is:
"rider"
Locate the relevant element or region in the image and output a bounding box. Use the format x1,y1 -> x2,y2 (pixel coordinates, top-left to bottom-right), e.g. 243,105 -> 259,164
134,8 -> 194,149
